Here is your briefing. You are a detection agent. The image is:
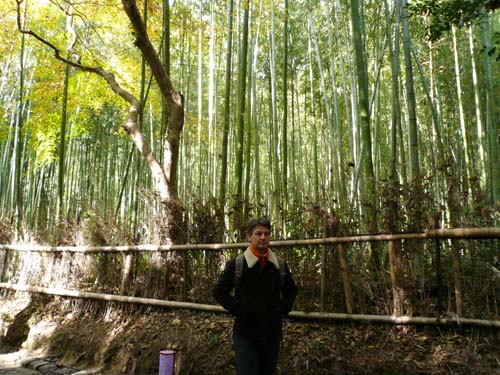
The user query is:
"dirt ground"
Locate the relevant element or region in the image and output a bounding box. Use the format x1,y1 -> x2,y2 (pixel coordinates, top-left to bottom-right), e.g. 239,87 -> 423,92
2,293 -> 500,375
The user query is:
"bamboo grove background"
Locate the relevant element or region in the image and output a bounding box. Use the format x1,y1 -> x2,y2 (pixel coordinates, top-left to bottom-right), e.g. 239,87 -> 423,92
0,0 -> 499,245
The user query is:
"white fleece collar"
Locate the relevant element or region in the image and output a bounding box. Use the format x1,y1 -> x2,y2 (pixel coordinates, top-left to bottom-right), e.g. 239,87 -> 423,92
244,247 -> 280,269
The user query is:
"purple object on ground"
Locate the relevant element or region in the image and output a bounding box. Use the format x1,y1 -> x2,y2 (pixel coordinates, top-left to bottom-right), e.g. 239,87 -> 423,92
159,349 -> 175,375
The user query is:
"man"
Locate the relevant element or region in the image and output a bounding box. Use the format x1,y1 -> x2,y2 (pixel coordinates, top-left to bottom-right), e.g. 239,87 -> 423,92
213,217 -> 298,375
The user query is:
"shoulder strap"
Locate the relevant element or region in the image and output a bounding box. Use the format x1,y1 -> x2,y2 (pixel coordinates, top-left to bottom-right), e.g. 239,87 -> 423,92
234,253 -> 245,286
235,252 -> 286,289
277,256 -> 286,288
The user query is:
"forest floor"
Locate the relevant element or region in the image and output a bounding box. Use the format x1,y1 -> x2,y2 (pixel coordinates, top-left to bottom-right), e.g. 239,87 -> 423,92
1,293 -> 500,375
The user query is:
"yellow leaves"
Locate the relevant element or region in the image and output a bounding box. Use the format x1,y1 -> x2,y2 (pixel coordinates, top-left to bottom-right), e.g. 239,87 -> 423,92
28,113 -> 60,167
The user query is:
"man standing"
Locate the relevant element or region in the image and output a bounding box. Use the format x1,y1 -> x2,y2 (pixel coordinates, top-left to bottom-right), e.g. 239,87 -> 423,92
213,217 -> 298,375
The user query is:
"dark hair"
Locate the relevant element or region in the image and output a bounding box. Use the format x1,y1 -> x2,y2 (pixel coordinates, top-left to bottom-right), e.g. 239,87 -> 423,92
247,217 -> 271,235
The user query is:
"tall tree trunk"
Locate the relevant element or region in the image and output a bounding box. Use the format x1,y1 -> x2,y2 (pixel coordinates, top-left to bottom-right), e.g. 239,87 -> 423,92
218,0 -> 235,241
309,12 -> 335,198
384,0 -> 411,317
127,2 -> 184,243
327,6 -> 346,203
208,1 -> 216,199
197,2 -> 204,195
234,0 -> 250,237
12,0 -> 28,235
307,33 -> 319,201
401,0 -> 421,226
160,0 -> 170,164
58,65 -> 70,222
243,30 -> 254,222
401,0 -> 424,313
467,27 -> 485,184
269,4 -> 282,231
386,0 -> 401,182
452,27 -> 472,194
281,0 -> 289,233
481,16 -> 500,206
350,0 -> 377,235
250,1 -> 263,213
120,0 -> 187,243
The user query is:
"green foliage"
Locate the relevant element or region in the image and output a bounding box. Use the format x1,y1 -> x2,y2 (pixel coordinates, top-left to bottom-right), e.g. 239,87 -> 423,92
0,0 -> 498,245
0,116 -> 9,142
409,1 -> 500,60
409,0 -> 499,40
490,29 -> 500,60
26,111 -> 60,167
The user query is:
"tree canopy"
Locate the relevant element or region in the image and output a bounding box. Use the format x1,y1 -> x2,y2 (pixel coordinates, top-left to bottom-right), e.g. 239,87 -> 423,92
0,0 -> 498,244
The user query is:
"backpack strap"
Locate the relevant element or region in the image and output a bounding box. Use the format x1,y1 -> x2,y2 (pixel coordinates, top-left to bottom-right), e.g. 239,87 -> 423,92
277,256 -> 286,300
234,252 -> 286,290
278,256 -> 286,289
234,253 -> 245,286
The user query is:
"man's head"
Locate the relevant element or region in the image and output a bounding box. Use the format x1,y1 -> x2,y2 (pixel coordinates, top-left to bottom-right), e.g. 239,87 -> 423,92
247,217 -> 271,253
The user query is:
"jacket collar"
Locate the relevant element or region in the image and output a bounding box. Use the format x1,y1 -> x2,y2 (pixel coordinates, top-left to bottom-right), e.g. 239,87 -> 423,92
244,247 -> 280,269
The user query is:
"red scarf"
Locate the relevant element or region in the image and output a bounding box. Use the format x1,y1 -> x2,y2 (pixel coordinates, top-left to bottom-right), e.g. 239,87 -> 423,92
249,245 -> 268,269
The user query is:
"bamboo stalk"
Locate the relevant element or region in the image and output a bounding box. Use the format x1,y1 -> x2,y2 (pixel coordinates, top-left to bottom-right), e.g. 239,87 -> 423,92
1,282 -> 500,328
2,227 -> 500,253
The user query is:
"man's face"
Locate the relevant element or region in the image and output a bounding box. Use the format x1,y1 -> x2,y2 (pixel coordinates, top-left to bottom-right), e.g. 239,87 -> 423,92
248,224 -> 271,253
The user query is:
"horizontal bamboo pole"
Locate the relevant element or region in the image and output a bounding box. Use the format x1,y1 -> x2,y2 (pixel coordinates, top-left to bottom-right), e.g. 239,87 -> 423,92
0,282 -> 224,313
289,311 -> 500,328
1,282 -> 500,328
1,227 -> 499,253
0,243 -> 246,253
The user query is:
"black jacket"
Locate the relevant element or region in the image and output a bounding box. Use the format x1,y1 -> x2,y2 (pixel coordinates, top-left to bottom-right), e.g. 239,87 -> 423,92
213,248 -> 298,340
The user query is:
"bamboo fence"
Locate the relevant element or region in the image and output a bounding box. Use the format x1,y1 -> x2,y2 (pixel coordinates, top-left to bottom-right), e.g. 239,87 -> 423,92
1,227 -> 500,328
1,227 -> 499,253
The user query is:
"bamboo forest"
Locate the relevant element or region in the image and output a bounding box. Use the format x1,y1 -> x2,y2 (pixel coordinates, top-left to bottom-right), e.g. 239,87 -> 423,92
1,0 -> 500,374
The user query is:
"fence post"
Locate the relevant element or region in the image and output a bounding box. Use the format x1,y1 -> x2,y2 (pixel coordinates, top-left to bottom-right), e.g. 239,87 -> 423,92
0,249 -> 6,282
337,242 -> 353,314
434,215 -> 444,313
321,211 -> 336,312
451,239 -> 463,316
182,251 -> 189,301
388,239 -> 411,317
120,252 -> 134,295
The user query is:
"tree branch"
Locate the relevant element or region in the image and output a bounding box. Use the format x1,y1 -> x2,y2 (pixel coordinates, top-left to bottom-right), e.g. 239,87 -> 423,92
121,0 -> 174,98
15,0 -> 171,202
120,0 -> 184,199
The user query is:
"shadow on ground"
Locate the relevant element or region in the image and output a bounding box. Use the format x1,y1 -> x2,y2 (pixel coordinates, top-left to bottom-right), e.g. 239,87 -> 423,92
1,293 -> 500,374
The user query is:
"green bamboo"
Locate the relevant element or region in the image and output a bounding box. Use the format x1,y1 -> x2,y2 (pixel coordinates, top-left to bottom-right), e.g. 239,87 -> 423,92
481,16 -> 500,206
281,0 -> 289,216
350,0 -> 377,234
234,0 -> 250,236
307,32 -> 319,201
58,61 -> 70,221
11,0 -> 28,234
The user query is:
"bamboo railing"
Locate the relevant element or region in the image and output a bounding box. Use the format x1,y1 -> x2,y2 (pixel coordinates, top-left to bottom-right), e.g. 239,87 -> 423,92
1,281 -> 500,328
1,227 -> 500,253
1,227 -> 500,328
